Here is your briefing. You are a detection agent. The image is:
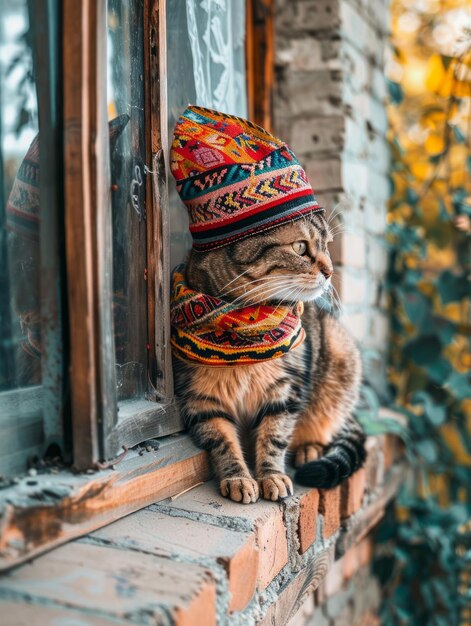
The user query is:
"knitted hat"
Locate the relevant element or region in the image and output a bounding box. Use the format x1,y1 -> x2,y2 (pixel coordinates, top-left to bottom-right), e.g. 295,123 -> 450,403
170,105 -> 323,251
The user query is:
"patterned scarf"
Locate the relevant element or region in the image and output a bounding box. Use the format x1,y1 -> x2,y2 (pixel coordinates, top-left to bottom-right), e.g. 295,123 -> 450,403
170,266 -> 305,366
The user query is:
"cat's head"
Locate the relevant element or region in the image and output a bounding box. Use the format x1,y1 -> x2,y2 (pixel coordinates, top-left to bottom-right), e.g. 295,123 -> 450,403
186,212 -> 333,305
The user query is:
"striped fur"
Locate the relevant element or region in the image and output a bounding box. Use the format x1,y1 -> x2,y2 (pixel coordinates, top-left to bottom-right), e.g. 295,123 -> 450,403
173,213 -> 366,503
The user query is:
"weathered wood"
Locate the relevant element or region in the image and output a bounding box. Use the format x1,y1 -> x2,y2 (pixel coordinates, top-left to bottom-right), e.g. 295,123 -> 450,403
246,0 -> 275,132
63,0 -> 117,468
99,0 -> 181,457
106,398 -> 181,452
145,0 -> 175,404
0,542 -> 216,624
0,435 -> 210,572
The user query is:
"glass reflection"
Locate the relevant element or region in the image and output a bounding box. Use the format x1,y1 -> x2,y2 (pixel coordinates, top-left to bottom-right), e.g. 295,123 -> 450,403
107,0 -> 147,401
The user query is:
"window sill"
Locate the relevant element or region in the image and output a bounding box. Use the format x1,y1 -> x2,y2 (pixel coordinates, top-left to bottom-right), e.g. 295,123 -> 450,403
0,432 -> 405,623
0,433 -> 210,571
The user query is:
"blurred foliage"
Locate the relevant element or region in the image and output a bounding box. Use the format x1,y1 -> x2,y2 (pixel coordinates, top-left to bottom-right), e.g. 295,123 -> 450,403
373,1 -> 471,625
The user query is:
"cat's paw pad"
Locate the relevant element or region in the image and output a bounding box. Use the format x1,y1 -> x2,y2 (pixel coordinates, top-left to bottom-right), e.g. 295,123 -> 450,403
294,443 -> 323,468
258,474 -> 293,501
220,477 -> 259,504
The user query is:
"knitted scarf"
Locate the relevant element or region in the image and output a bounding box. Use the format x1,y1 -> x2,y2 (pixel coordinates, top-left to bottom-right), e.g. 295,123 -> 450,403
170,266 -> 305,366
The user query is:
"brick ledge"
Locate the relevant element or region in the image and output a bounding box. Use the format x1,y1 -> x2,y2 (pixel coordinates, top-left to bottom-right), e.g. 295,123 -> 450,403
0,434 -> 405,625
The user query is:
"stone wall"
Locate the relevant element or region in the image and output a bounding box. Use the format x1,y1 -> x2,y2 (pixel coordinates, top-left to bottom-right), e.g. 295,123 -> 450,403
273,0 -> 391,396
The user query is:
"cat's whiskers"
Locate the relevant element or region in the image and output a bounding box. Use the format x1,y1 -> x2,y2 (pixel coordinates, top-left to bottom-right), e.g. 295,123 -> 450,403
329,224 -> 355,237
328,283 -> 344,316
235,281 -> 297,306
326,203 -> 345,225
238,280 -> 298,305
228,278 -> 296,303
245,280 -> 309,309
219,267 -> 253,292
220,274 -> 295,298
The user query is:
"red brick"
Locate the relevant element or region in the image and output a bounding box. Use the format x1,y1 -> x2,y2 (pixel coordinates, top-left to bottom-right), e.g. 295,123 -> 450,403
354,611 -> 381,626
298,488 -> 320,554
174,579 -> 216,626
0,542 -> 216,625
256,507 -> 289,589
155,481 -> 289,592
341,468 -> 367,519
225,533 -> 260,612
92,507 -> 259,613
318,486 -> 341,539
342,537 -> 372,581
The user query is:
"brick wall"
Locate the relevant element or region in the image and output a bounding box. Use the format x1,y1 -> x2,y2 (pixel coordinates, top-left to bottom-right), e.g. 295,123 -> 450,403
273,0 -> 391,395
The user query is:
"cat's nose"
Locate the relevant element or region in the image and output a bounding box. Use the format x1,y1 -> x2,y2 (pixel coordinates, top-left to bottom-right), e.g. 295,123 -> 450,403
317,253 -> 333,278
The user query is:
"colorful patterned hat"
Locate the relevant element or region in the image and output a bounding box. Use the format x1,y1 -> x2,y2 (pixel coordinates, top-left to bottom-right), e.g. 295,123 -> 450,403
170,105 -> 323,251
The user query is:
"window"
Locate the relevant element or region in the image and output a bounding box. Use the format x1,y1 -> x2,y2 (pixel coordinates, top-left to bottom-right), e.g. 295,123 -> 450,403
0,0 -> 64,477
0,0 -> 275,571
0,0 -> 269,470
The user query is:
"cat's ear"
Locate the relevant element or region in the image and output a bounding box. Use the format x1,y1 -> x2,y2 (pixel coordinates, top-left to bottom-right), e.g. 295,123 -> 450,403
108,114 -> 130,153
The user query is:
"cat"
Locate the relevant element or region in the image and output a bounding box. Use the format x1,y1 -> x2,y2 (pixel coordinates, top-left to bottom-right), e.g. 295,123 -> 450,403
173,211 -> 366,503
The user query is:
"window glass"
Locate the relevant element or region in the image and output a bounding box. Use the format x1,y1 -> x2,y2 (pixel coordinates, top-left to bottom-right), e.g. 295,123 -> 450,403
107,0 -> 148,402
0,0 -> 62,476
167,0 -> 248,267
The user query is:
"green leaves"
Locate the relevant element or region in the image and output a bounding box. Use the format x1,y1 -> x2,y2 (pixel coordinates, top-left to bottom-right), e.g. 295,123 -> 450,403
398,288 -> 429,326
445,372 -> 471,401
403,335 -> 442,365
377,7 -> 471,626
387,78 -> 404,104
411,391 -> 447,426
437,270 -> 469,304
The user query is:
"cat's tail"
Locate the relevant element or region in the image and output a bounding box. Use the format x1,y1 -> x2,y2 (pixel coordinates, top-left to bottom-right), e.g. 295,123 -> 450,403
294,418 -> 366,489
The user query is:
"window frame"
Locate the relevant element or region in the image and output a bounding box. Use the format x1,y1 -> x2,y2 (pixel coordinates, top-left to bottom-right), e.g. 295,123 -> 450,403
63,0 -> 276,469
246,0 -> 274,132
64,0 -> 181,469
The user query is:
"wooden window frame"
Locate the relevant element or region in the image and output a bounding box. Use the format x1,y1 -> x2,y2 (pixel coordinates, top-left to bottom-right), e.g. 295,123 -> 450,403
246,0 -> 274,132
64,0 -> 181,471
64,0 -> 275,469
0,0 -> 274,572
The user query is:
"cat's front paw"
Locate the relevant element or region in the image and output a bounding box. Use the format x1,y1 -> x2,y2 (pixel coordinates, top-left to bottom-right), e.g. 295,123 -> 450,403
220,477 -> 259,504
258,474 -> 293,501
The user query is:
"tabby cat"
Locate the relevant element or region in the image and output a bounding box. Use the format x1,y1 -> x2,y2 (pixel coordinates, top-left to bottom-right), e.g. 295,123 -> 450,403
173,212 -> 366,504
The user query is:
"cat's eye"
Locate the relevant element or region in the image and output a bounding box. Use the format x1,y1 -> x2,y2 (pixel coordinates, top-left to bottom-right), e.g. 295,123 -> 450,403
292,241 -> 307,255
